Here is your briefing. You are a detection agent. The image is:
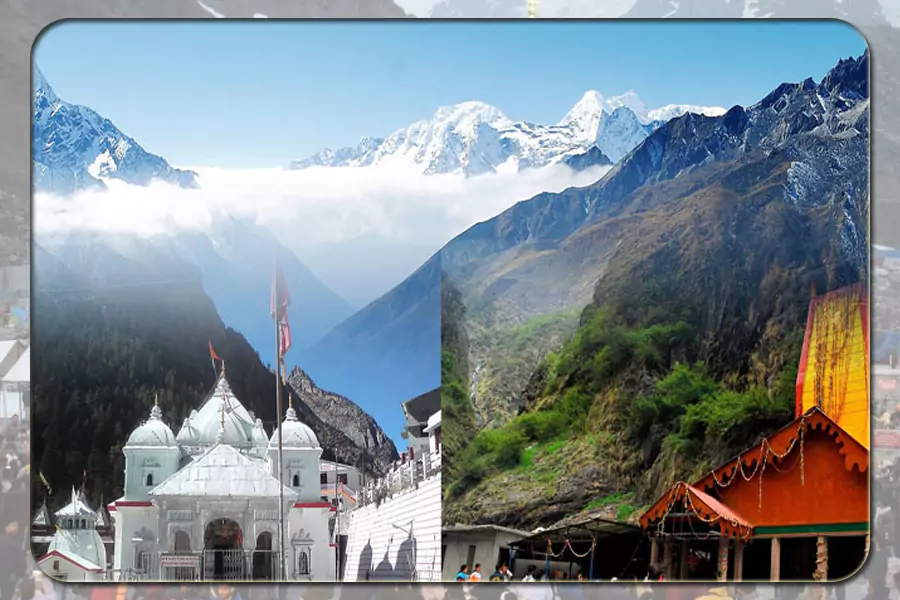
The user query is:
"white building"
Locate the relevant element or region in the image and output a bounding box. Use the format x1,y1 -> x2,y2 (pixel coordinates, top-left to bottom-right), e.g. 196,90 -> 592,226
441,524 -> 528,581
106,371 -> 335,582
319,460 -> 362,506
36,488 -> 109,582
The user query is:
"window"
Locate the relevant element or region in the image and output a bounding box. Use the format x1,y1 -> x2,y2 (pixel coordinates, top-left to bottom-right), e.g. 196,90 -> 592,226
466,545 -> 477,572
292,474 -> 300,487
337,473 -> 348,485
297,549 -> 310,576
320,473 -> 327,485
145,473 -> 154,486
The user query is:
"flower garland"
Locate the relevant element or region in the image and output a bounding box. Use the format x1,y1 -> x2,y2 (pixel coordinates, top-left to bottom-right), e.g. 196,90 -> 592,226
650,481 -> 752,541
710,414 -> 807,511
544,537 -> 597,559
814,536 -> 828,581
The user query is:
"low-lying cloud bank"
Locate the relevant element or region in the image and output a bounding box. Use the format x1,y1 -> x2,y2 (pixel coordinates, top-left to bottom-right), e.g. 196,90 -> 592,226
34,161 -> 611,252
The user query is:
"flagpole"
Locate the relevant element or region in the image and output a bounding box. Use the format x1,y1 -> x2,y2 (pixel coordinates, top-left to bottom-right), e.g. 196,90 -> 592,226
275,265 -> 287,582
335,463 -> 340,580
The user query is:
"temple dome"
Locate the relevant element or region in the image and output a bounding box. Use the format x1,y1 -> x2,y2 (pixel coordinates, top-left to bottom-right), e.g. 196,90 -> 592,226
193,373 -> 256,447
126,400 -> 177,448
252,418 -> 269,449
176,417 -> 201,445
270,404 -> 319,450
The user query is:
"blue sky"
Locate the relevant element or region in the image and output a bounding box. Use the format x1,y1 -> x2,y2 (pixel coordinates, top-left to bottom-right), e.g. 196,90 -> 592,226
34,21 -> 866,168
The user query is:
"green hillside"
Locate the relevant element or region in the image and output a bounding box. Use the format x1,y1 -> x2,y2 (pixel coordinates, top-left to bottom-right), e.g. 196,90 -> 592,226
443,152 -> 865,528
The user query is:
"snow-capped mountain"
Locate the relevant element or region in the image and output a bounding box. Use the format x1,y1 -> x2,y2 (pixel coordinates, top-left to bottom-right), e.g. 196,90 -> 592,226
32,67 -> 198,196
290,91 -> 726,176
31,68 -> 356,353
421,0 -> 892,26
425,0 -> 638,17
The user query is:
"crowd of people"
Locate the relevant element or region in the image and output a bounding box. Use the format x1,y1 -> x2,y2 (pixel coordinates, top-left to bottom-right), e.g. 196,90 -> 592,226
0,413 -> 29,600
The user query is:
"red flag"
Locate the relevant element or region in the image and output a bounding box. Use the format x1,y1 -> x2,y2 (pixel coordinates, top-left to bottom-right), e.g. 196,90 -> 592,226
209,341 -> 222,362
271,266 -> 292,358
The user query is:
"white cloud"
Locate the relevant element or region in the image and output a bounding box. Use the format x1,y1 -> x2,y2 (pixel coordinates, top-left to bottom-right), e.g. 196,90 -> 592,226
33,162 -> 612,254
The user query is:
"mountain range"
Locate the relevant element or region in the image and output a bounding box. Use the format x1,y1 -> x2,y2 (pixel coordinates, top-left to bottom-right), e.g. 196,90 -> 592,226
30,66 -> 722,447
290,91 -> 725,176
31,70 -> 356,354
442,50 -> 869,428
30,67 -> 441,450
442,50 -> 869,527
423,0 -> 893,24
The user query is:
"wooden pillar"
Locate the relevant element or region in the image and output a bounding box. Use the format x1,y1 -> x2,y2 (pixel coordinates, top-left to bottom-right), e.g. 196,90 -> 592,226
650,535 -> 660,565
770,537 -> 781,582
716,535 -> 729,582
814,536 -> 828,581
679,539 -> 689,579
663,536 -> 674,579
734,539 -> 744,582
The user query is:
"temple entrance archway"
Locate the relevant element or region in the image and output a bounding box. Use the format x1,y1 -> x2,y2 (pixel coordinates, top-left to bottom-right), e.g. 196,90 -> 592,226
203,518 -> 246,580
252,531 -> 276,580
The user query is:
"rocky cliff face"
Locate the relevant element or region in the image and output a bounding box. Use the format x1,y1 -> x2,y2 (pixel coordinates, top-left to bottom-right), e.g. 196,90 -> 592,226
441,51 -> 871,529
288,366 -> 399,472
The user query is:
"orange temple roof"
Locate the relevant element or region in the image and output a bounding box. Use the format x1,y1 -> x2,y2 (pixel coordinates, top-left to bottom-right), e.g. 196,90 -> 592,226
640,407 -> 869,539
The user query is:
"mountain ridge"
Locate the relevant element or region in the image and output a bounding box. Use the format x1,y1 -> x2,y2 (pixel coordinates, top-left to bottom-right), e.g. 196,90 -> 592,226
32,66 -> 198,196
287,366 -> 399,468
441,50 -> 869,527
290,92 -> 725,176
32,68 -> 357,353
294,252 -> 442,445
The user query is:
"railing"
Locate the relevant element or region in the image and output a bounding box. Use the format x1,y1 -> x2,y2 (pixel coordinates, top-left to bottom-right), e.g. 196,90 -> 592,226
357,446 -> 441,507
123,550 -> 282,582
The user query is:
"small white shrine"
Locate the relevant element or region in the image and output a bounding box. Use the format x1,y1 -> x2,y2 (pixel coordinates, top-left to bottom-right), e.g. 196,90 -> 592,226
36,488 -> 109,582
107,370 -> 334,582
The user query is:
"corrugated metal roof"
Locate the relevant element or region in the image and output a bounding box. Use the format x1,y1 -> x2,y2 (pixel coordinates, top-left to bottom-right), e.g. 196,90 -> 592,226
443,524 -> 530,538
508,515 -> 642,546
149,443 -> 299,499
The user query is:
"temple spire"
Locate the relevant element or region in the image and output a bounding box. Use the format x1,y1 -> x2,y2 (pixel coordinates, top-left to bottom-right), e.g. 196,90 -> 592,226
150,393 -> 162,420
217,402 -> 226,444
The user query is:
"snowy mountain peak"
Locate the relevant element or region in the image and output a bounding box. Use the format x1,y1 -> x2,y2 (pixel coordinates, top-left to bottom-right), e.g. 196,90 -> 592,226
558,90 -> 651,126
431,100 -> 512,129
32,68 -> 198,196
646,103 -> 729,123
33,66 -> 58,107
290,90 -> 727,176
557,90 -> 606,128
603,90 -> 650,121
